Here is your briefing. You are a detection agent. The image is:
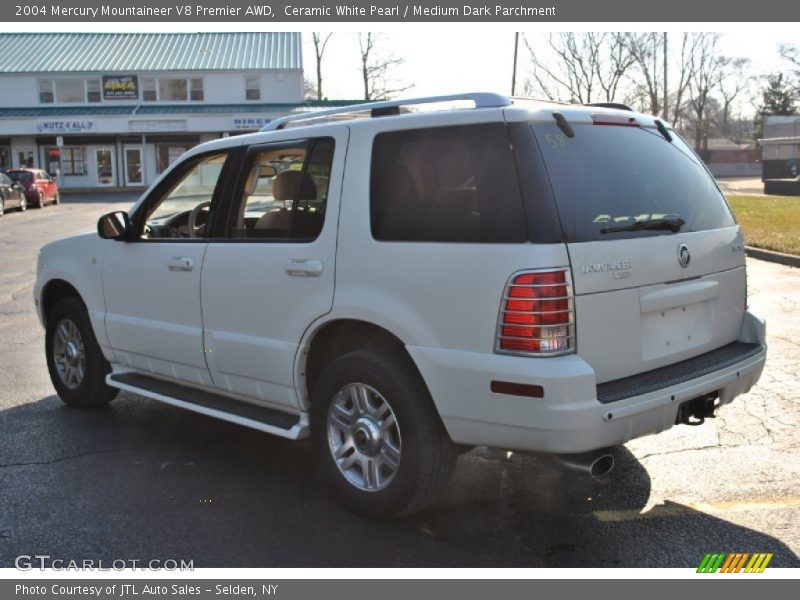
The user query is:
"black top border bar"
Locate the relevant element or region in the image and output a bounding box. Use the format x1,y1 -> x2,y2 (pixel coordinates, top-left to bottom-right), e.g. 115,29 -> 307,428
1,0 -> 796,22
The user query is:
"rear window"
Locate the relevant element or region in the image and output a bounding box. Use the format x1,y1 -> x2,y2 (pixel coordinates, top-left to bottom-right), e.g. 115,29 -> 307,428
370,123 -> 528,243
533,123 -> 735,242
7,171 -> 32,182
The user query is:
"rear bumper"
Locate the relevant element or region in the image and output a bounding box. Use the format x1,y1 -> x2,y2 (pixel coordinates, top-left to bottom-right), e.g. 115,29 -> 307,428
408,309 -> 766,454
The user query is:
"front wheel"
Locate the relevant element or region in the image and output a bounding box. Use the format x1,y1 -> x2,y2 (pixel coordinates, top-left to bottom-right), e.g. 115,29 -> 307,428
311,350 -> 456,519
36,192 -> 44,208
20,196 -> 27,211
45,297 -> 118,408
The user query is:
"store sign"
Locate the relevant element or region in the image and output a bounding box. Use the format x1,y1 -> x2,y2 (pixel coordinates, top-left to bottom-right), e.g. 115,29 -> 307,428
233,117 -> 271,130
102,75 -> 138,100
36,120 -> 96,133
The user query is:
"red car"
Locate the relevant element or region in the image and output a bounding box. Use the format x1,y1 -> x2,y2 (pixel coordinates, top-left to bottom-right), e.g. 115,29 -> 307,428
6,168 -> 60,208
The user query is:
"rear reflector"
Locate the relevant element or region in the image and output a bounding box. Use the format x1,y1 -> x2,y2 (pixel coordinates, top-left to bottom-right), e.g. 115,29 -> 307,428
490,380 -> 544,398
495,269 -> 574,357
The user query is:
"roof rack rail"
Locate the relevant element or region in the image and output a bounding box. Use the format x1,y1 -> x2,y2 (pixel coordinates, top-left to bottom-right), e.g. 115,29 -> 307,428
584,102 -> 635,112
510,95 -> 570,106
260,92 -> 511,131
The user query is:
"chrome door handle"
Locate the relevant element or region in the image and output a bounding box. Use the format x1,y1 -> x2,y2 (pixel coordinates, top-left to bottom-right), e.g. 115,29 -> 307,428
167,256 -> 194,272
285,258 -> 323,277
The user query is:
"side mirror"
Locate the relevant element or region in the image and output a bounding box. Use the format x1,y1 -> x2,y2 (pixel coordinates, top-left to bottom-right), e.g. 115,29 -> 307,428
97,211 -> 130,241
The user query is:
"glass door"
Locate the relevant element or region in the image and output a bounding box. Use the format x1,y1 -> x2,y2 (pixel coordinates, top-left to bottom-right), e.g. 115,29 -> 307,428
95,148 -> 114,186
124,147 -> 143,186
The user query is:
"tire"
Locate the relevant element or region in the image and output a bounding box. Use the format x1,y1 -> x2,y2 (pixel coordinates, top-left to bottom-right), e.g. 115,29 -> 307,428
0,196 -> 4,217
54,191 -> 60,205
36,191 -> 44,208
45,297 -> 118,408
311,349 -> 456,519
20,196 -> 26,211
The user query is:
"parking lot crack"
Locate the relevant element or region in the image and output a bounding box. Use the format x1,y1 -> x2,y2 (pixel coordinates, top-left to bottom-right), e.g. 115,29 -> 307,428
0,444 -> 163,469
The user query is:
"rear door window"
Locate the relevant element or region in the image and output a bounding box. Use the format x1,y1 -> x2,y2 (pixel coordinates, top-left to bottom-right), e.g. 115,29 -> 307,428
533,123 -> 735,242
370,123 -> 528,243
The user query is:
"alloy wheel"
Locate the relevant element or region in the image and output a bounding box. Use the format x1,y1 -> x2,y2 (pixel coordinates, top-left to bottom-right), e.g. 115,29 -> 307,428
52,318 -> 86,390
326,382 -> 402,492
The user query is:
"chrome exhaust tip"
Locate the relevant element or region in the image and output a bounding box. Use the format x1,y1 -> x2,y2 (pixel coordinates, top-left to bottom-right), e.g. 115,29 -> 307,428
559,450 -> 615,479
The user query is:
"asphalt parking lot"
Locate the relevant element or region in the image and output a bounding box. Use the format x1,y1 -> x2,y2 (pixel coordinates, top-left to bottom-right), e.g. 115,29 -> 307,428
0,192 -> 798,568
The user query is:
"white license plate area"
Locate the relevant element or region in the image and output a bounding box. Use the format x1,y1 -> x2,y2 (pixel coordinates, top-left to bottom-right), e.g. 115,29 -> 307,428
641,301 -> 713,361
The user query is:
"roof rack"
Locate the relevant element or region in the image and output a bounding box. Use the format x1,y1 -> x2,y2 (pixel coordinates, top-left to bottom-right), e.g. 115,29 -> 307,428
260,92 -> 511,131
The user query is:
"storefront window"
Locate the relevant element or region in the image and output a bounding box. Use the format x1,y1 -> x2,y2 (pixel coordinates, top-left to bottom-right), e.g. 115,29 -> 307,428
38,79 -> 104,103
141,77 -> 203,102
39,80 -> 54,103
245,76 -> 261,100
143,78 -> 157,102
156,144 -> 191,174
190,78 -> 204,101
0,147 -> 10,170
55,80 -> 84,103
87,79 -> 101,103
18,151 -> 34,168
46,147 -> 86,176
159,79 -> 188,101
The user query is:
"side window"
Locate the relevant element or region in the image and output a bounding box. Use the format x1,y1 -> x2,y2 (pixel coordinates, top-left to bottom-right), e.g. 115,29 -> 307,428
370,123 -> 528,243
230,137 -> 334,241
139,152 -> 227,240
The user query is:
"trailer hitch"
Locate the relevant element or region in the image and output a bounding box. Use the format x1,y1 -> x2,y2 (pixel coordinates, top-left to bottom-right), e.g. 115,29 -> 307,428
676,393 -> 719,426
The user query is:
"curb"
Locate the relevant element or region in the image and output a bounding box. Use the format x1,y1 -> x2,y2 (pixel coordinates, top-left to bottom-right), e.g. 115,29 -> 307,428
745,246 -> 800,269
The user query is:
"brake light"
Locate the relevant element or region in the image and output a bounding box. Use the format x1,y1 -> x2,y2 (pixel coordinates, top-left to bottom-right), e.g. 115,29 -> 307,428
592,113 -> 639,127
495,269 -> 574,356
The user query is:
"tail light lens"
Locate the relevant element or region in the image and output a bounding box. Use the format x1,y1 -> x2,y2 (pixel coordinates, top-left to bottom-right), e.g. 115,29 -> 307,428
495,269 -> 575,356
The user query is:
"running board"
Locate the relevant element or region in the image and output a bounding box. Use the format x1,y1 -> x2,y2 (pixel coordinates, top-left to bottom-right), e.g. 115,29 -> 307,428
107,372 -> 308,439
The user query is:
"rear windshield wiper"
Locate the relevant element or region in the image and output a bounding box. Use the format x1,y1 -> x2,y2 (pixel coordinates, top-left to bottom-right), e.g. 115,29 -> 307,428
601,217 -> 685,234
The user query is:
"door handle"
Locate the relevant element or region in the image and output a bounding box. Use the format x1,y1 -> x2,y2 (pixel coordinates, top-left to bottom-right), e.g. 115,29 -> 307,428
285,258 -> 324,277
167,256 -> 194,272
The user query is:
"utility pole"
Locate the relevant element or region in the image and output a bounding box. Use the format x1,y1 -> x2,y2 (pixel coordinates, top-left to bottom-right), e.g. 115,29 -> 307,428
511,32 -> 519,96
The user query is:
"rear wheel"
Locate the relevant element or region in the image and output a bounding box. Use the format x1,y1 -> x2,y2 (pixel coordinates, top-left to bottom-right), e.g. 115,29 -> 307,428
45,297 -> 118,408
36,191 -> 44,208
0,196 -> 4,216
53,191 -> 60,205
311,350 -> 456,519
20,196 -> 26,211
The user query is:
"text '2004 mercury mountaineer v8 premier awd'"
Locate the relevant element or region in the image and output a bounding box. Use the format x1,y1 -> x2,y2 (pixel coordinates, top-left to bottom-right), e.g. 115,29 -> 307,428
35,93 -> 766,518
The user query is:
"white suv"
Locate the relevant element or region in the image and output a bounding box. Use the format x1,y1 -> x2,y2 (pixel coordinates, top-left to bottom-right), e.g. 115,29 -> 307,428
35,93 -> 766,518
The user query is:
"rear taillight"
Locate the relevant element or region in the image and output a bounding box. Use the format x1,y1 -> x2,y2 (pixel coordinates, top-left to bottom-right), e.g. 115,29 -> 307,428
495,269 -> 575,356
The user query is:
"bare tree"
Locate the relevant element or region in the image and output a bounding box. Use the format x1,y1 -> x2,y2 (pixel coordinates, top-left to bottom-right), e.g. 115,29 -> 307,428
669,33 -> 695,125
717,57 -> 752,135
311,33 -> 333,101
779,44 -> 800,78
522,32 -> 636,104
303,77 -> 316,101
685,33 -> 750,151
358,33 -> 412,101
627,32 -> 665,117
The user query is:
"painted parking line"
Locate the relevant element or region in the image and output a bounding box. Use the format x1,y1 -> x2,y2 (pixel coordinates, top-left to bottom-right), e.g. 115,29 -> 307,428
593,495 -> 800,522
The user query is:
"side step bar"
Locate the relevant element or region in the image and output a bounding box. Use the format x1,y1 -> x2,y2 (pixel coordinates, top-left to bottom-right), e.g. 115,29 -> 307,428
107,372 -> 308,439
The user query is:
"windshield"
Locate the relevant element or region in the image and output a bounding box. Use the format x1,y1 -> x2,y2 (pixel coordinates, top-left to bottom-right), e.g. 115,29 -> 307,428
7,171 -> 32,182
532,123 -> 735,242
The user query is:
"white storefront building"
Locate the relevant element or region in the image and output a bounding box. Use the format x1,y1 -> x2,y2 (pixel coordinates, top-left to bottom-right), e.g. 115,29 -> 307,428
0,32 -> 350,190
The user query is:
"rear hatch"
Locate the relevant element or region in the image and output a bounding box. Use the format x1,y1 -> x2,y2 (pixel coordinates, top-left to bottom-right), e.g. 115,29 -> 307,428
532,114 -> 746,383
